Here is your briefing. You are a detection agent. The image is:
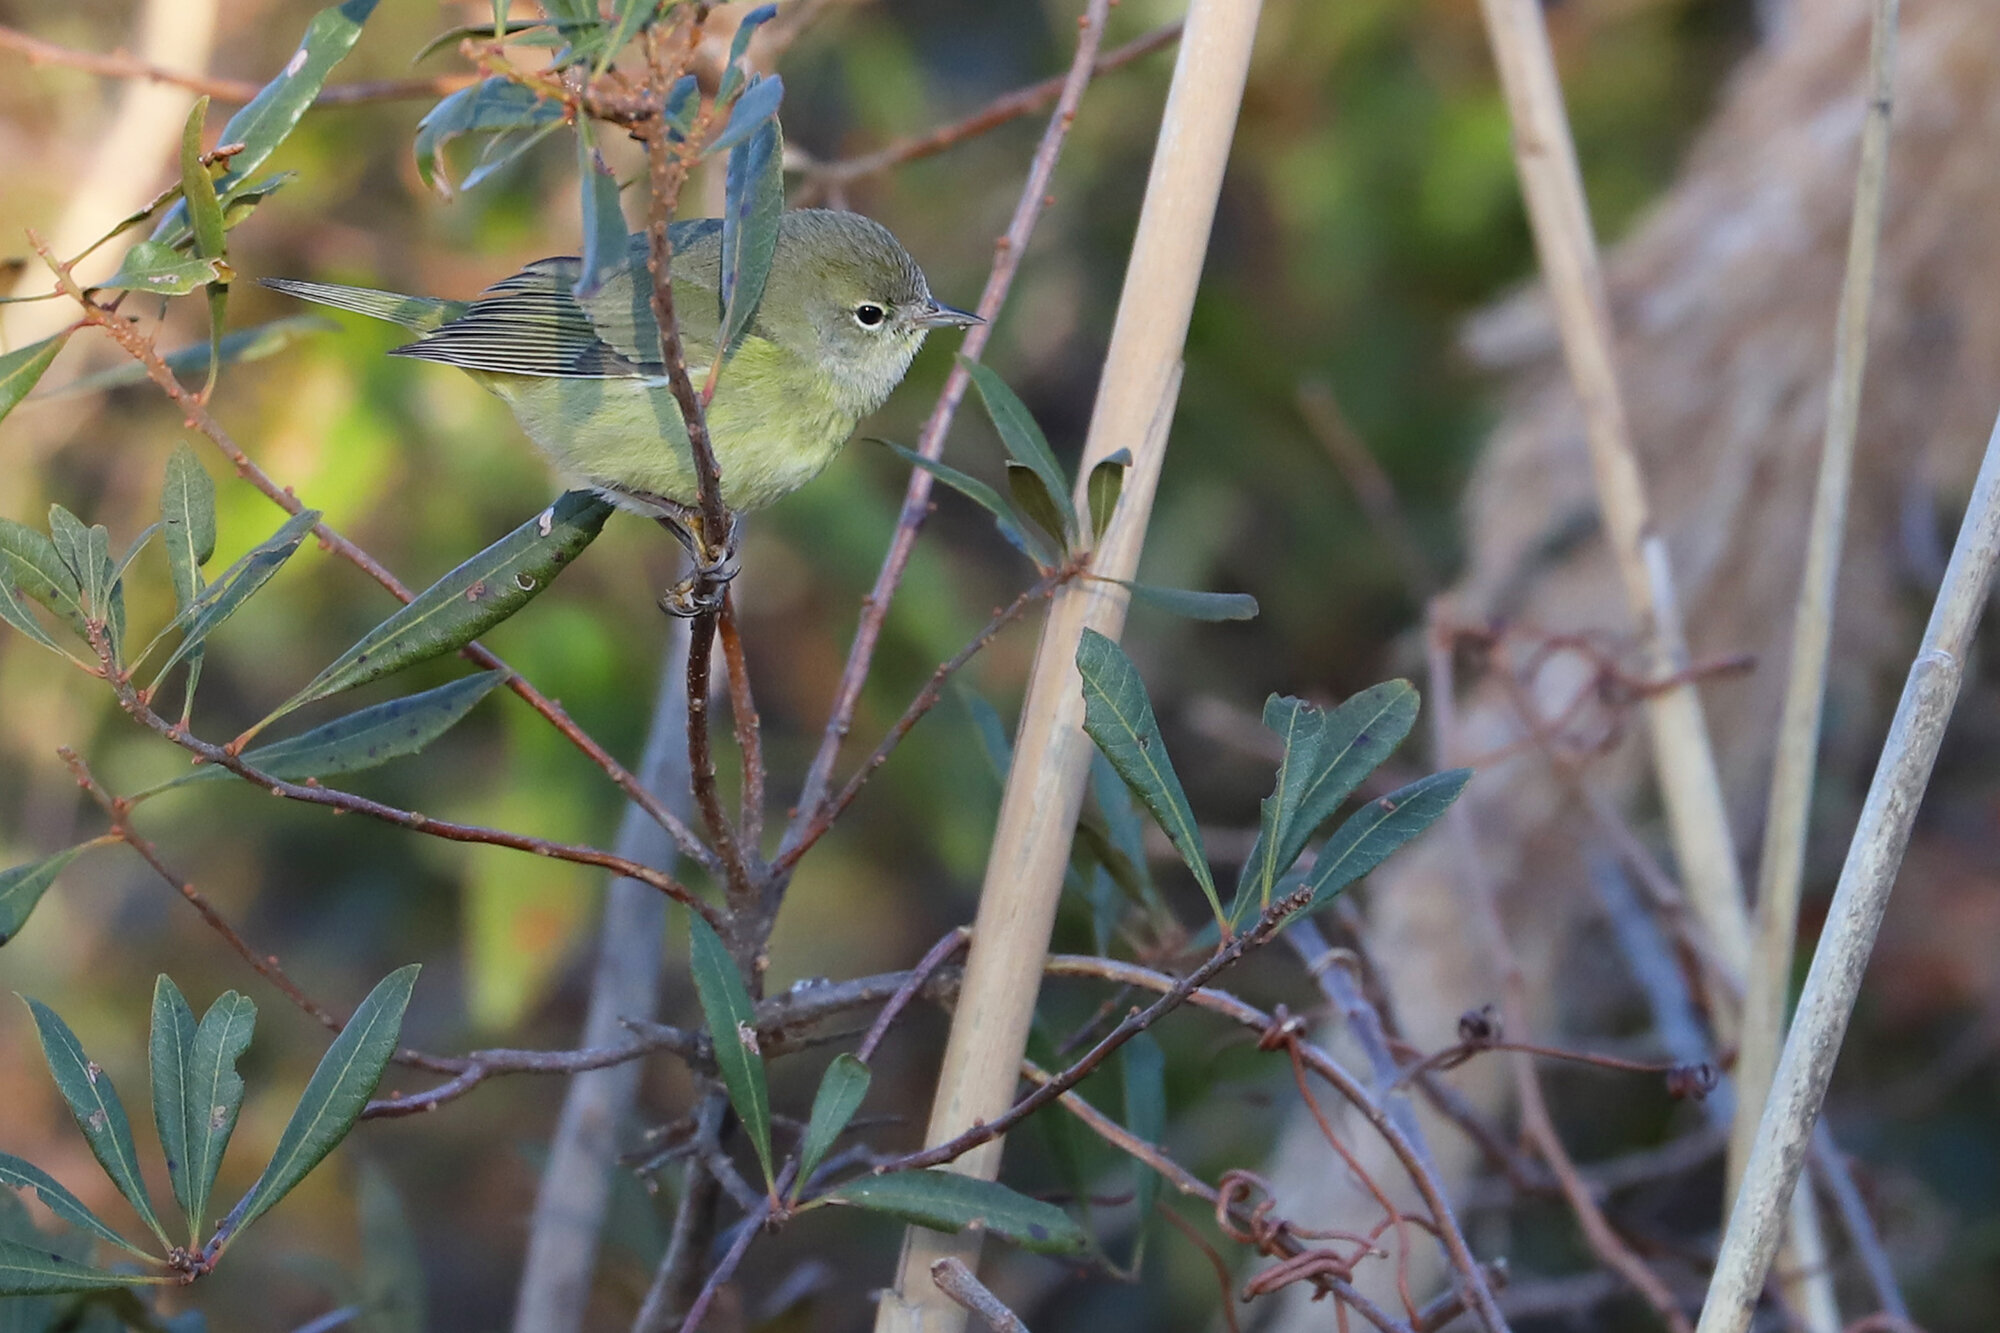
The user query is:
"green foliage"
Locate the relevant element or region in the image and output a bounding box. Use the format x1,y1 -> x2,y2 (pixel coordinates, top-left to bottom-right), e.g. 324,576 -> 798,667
824,1169 -> 1089,1257
93,243 -> 228,298
1118,1032 -> 1166,1272
881,441 -> 1056,568
794,1053 -> 871,1197
573,122 -> 628,302
0,1155 -> 150,1261
142,508 -> 320,690
0,844 -> 97,947
415,78 -> 564,197
148,980 -> 255,1244
1291,767 -> 1471,917
0,334 -> 69,426
965,358 -> 1077,545
687,916 -> 774,1191
1085,449 -> 1130,544
719,112 -> 786,357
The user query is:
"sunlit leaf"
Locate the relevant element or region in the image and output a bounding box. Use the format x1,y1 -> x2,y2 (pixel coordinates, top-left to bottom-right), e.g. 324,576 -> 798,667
0,331 -> 69,424
94,242 -> 228,297
688,915 -> 773,1190
178,99 -> 228,262
263,491 -> 611,726
0,1153 -> 150,1259
793,1054 -> 870,1196
964,358 -> 1075,542
878,442 -> 1054,568
719,114 -> 784,357
46,317 -> 332,399
220,965 -> 418,1242
825,1170 -> 1088,1256
24,999 -> 171,1249
1076,629 -> 1221,924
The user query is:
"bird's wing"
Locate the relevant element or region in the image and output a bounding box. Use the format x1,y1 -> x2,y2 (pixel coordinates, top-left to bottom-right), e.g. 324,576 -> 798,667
260,279 -> 467,333
391,220 -> 727,380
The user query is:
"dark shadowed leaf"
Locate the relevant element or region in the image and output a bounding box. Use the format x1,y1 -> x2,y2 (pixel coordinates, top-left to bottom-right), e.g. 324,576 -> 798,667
1120,1032 -> 1166,1271
688,916 -> 773,1190
0,1238 -> 160,1295
167,987 -> 254,1242
1086,448 -> 1130,544
964,359 -> 1075,542
0,332 -> 69,424
145,508 -> 320,690
706,73 -> 784,157
1116,581 -> 1259,622
157,0 -> 381,239
0,1153 -> 149,1260
1006,463 -> 1070,553
263,491 -> 611,726
719,113 -> 784,356
573,124 -> 628,301
794,1054 -> 870,1196
94,242 -> 227,298
826,1170 -> 1088,1256
222,965 -> 417,1241
24,1000 -> 171,1248
878,442 -> 1054,568
49,318 -> 332,400
414,78 -> 564,196
1295,769 -> 1472,916
957,687 -> 1012,783
1076,630 -> 1220,923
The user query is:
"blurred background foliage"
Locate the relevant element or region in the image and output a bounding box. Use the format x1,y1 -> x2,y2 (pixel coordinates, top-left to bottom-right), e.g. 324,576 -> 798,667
14,1 -> 1987,1330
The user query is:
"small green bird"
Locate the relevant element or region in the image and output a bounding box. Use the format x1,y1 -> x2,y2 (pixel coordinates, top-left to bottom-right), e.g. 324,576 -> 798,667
263,209 -> 978,518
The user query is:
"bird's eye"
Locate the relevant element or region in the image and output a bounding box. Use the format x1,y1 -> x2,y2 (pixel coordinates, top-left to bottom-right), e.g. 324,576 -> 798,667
853,303 -> 886,328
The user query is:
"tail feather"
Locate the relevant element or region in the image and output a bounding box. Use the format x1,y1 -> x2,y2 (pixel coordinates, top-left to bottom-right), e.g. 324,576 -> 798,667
259,278 -> 465,333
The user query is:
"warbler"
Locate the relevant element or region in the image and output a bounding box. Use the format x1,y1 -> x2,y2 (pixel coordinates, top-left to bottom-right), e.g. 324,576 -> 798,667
263,209 -> 978,520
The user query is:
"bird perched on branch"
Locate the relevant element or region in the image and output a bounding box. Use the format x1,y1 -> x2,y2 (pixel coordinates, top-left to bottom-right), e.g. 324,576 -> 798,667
265,208 -> 978,533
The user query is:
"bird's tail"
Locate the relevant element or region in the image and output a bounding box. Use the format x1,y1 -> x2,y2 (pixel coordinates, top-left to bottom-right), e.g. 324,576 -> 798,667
259,278 -> 466,333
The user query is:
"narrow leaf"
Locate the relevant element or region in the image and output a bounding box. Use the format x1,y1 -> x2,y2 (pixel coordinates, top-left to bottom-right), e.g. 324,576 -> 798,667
1116,581 -> 1259,622
147,977 -> 200,1241
181,992 -> 256,1240
94,242 -> 227,298
1086,448 -> 1130,544
964,358 -> 1074,541
594,0 -> 662,75
178,99 -> 227,261
0,1153 -> 151,1259
163,444 -> 218,606
49,317 -> 332,400
413,17 -> 550,63
266,491 -> 611,724
1006,462 -> 1070,552
222,964 -> 417,1240
706,73 -> 785,157
573,123 -> 628,301
459,119 -> 564,193
155,672 -> 507,795
0,332 -> 69,424
0,518 -> 85,637
0,573 -> 67,657
1294,769 -> 1472,916
714,3 -> 779,105
879,442 -> 1054,568
1075,630 -> 1220,923
718,113 -> 784,357
157,0 -> 381,239
145,508 -> 320,689
826,1170 -> 1088,1256
0,1237 -> 159,1295
1120,1033 -> 1166,1270
24,999 -> 171,1248
687,916 -> 773,1190
793,1054 -> 870,1196
414,78 -> 564,196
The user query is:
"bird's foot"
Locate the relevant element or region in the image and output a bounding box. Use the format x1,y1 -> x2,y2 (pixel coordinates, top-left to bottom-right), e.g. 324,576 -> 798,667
632,492 -> 740,618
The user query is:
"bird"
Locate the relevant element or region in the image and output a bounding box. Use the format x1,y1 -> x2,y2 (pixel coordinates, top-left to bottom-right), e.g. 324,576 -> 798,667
262,209 -> 979,528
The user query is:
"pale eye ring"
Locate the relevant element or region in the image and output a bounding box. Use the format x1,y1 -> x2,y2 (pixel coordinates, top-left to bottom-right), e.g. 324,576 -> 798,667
853,303 -> 887,328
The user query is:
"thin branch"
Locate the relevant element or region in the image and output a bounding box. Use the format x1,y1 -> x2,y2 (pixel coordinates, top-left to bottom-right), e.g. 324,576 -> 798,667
928,1258 -> 1029,1333
717,594 -> 765,854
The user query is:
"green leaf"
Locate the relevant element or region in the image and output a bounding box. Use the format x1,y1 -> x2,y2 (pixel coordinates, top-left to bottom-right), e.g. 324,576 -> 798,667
687,916 -> 773,1190
162,444 -> 217,606
659,74 -> 700,143
0,573 -> 67,658
49,317 -> 332,400
878,442 -> 1054,568
0,517 -> 86,637
1294,769 -> 1472,916
1120,1033 -> 1166,1270
154,672 -> 507,796
24,999 -> 171,1249
151,980 -> 254,1243
94,242 -> 227,298
1086,448 -> 1130,544
593,0 -> 663,76
718,111 -> 784,357
147,977 -> 198,1241
714,3 -> 778,105
145,508 -> 320,690
825,1170 -> 1088,1256
1116,581 -> 1259,622
964,359 -> 1075,542
0,332 -> 69,424
178,99 -> 227,262
1075,630 -> 1221,924
1006,463 -> 1071,553
221,965 -> 417,1242
264,491 -> 611,725
0,1153 -> 151,1260
706,73 -> 784,157
573,124 -> 628,301
793,1053 -> 870,1197
0,1237 -> 159,1295
414,78 -> 564,197
414,16 -> 550,62
45,507 -> 111,621
157,0 -> 381,240
957,687 -> 1013,784
219,171 -> 298,230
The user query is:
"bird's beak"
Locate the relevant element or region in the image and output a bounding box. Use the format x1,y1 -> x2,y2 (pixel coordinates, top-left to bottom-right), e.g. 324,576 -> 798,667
916,300 -> 983,329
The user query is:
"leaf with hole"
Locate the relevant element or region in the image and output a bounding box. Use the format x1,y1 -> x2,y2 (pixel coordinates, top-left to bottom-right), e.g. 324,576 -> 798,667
25,999 -> 171,1249
262,491 -> 611,727
220,964 -> 417,1242
826,1170 -> 1088,1256
794,1054 -> 870,1196
688,915 -> 773,1190
1076,629 -> 1221,924
0,331 -> 68,425
964,358 -> 1074,542
94,242 -> 228,298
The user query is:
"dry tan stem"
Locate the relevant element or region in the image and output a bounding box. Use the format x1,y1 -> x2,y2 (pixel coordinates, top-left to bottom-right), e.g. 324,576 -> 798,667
871,2 -> 1262,1327
1732,0 -> 1903,1200
1698,406 -> 2000,1330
